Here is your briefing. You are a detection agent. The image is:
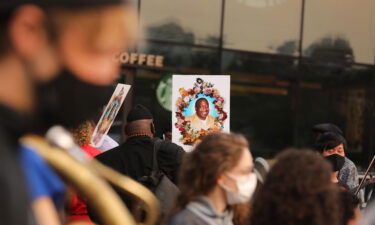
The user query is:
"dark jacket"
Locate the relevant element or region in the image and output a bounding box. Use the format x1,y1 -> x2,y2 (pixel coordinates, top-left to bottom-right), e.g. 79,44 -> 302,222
0,104 -> 35,225
94,136 -> 184,210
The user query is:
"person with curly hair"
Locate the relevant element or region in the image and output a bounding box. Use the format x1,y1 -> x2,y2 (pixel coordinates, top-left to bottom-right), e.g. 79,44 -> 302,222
168,132 -> 257,225
68,121 -> 102,223
250,149 -> 341,225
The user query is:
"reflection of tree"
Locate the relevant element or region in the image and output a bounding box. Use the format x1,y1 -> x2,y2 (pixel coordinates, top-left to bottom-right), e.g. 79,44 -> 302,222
304,36 -> 354,63
203,35 -> 221,46
145,22 -> 219,70
271,40 -> 298,55
148,22 -> 195,43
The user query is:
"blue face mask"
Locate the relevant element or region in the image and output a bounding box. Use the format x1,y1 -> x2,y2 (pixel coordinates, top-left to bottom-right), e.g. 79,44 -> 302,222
35,69 -> 114,131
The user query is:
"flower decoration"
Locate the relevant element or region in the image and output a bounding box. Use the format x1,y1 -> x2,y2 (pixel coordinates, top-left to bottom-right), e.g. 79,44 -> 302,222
175,78 -> 228,145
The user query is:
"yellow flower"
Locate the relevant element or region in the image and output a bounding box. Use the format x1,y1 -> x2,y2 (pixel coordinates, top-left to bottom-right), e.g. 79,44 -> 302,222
179,88 -> 189,97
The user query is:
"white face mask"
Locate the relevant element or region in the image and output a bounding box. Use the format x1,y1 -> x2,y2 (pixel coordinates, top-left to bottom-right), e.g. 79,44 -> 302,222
220,173 -> 257,205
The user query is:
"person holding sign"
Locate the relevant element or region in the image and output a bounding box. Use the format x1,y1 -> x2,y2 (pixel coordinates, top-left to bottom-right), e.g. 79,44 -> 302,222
186,98 -> 216,131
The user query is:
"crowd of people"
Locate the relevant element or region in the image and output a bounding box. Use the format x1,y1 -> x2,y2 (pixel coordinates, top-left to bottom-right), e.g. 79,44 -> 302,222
1,0 -> 375,225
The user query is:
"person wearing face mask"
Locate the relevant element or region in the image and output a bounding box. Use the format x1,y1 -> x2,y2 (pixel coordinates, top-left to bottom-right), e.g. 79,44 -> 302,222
0,0 -> 137,224
325,154 -> 349,190
168,132 -> 257,225
315,132 -> 358,191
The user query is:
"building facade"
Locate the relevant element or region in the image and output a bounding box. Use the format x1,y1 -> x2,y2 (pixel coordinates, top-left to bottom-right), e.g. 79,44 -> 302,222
114,0 -> 375,168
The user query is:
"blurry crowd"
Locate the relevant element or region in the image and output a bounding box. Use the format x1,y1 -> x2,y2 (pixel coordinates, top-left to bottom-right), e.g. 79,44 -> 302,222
0,0 -> 375,225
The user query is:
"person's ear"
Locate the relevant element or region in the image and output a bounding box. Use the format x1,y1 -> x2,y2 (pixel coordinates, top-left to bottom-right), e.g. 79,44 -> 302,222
217,173 -> 225,186
9,5 -> 46,59
150,122 -> 156,135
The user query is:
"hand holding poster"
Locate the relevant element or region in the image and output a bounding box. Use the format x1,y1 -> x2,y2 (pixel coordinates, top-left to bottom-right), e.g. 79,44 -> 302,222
91,83 -> 131,148
172,75 -> 230,151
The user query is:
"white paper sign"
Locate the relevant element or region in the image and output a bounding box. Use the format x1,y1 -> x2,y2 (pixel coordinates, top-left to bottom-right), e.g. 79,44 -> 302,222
172,75 -> 230,151
91,83 -> 131,148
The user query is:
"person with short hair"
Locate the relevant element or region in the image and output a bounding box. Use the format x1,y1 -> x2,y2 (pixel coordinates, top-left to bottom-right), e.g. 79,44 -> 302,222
186,98 -> 216,130
315,132 -> 358,191
312,123 -> 344,138
250,149 -> 342,225
94,104 -> 185,218
168,132 -> 257,225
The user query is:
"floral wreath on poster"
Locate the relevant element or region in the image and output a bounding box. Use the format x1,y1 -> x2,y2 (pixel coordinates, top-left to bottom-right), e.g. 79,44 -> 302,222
175,78 -> 228,145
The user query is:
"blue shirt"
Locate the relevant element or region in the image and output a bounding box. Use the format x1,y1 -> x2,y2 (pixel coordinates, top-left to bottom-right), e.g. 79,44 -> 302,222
19,145 -> 65,209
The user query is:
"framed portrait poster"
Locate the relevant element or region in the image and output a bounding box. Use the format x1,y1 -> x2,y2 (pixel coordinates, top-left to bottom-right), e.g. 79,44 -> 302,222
91,83 -> 131,148
172,75 -> 230,151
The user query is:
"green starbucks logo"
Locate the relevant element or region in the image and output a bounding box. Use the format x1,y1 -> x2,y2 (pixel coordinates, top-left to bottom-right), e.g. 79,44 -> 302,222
156,74 -> 172,111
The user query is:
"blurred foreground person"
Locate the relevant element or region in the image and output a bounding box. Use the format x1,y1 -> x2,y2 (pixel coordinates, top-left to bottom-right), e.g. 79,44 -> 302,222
168,132 -> 257,225
0,0 -> 137,224
250,149 -> 341,225
339,191 -> 361,225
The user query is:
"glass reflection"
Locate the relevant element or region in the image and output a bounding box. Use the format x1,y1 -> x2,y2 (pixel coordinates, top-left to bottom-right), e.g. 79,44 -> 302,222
303,0 -> 375,64
140,0 -> 222,46
224,0 -> 301,55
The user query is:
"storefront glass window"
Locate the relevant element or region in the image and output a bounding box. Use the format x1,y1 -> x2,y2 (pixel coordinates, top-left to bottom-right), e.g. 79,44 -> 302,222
140,0 -> 222,46
224,0 -> 301,56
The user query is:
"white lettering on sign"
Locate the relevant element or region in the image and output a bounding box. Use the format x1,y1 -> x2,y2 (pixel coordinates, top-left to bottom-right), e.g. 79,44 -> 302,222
116,52 -> 164,68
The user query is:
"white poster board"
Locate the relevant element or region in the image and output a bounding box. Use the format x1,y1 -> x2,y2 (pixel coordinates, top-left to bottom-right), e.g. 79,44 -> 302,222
172,75 -> 230,151
91,83 -> 131,148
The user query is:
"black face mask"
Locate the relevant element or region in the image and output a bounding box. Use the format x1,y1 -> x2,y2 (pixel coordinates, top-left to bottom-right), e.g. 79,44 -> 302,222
35,69 -> 114,132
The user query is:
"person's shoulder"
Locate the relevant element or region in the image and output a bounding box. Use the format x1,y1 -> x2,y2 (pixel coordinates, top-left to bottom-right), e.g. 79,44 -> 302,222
95,144 -> 123,161
344,157 -> 356,168
185,114 -> 196,121
168,208 -> 203,225
158,139 -> 184,153
207,115 -> 216,121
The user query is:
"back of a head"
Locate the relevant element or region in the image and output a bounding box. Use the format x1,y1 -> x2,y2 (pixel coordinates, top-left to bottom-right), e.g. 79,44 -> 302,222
174,132 -> 249,211
127,104 -> 153,123
125,104 -> 154,136
251,149 -> 341,225
315,131 -> 347,153
71,120 -> 94,146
